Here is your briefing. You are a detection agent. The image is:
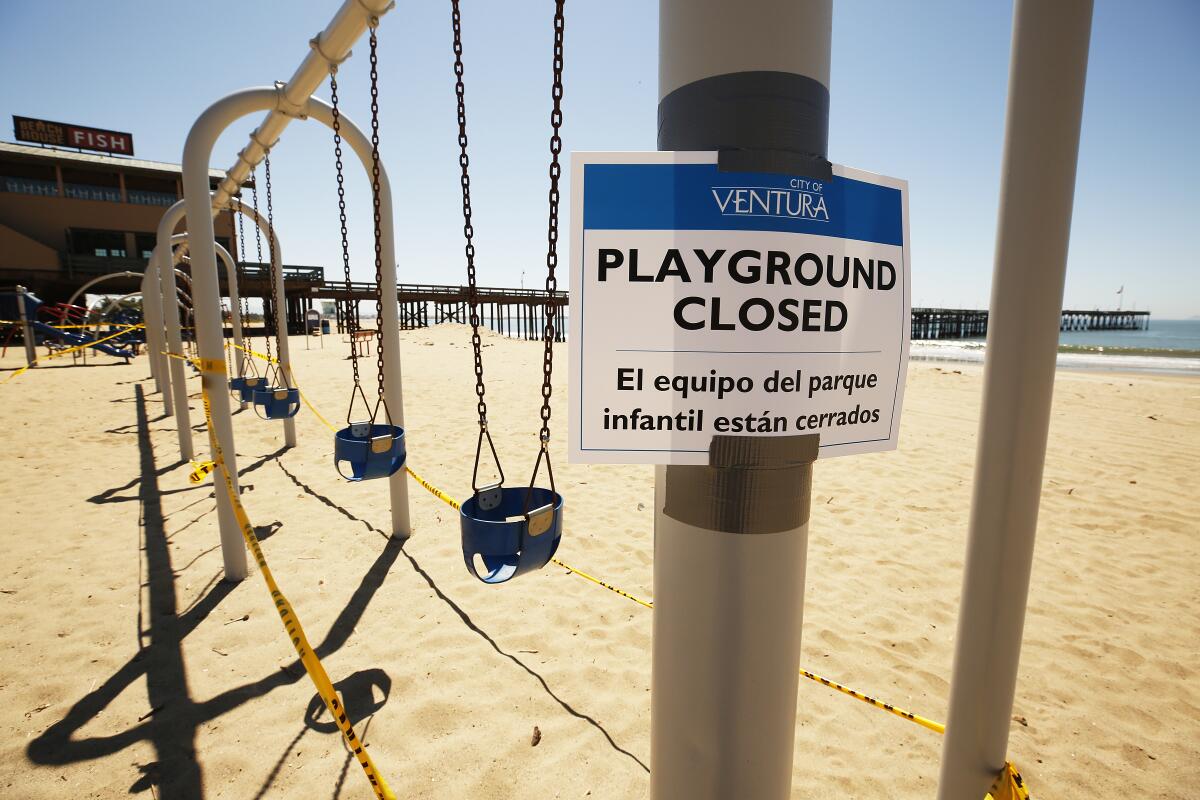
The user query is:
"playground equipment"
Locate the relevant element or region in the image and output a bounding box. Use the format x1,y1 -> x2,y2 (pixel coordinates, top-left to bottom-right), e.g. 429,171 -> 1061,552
2,288 -> 137,362
229,198 -> 263,406
453,0 -> 566,584
327,43 -> 406,482
159,3 -> 407,795
164,0 -> 409,585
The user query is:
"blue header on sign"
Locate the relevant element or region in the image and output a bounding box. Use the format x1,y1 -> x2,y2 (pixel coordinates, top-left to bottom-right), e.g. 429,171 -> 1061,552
582,162 -> 903,246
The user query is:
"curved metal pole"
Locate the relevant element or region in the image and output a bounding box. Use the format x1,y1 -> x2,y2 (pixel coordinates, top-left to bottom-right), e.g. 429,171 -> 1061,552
141,265 -> 167,396
183,88 -> 411,583
64,270 -> 143,310
177,237 -> 246,403
155,200 -> 193,459
152,200 -> 247,458
305,95 -> 410,538
228,202 -> 296,445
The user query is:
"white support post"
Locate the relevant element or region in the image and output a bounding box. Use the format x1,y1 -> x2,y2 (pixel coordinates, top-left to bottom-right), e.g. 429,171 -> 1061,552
258,205 -> 298,447
141,264 -> 167,397
175,235 -> 247,409
215,242 -> 247,406
652,2 -> 831,799
155,201 -> 193,460
15,285 -> 36,367
936,1 -> 1093,798
228,202 -> 297,443
305,97 -> 410,537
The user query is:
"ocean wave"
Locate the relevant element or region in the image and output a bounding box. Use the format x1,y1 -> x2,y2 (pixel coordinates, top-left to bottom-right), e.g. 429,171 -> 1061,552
911,341 -> 1200,375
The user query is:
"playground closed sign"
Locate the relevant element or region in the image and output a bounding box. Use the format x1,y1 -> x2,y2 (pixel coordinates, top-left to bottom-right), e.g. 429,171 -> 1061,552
568,152 -> 910,465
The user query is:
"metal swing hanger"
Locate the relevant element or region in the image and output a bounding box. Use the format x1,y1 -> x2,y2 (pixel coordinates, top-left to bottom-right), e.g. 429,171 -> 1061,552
329,62 -> 370,428
327,24 -> 392,434
233,196 -> 259,381
327,22 -> 406,482
452,0 -> 567,508
262,152 -> 290,390
248,166 -> 273,376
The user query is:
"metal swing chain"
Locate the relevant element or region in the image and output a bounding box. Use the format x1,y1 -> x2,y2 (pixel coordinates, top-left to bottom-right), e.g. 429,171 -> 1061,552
527,0 -> 566,499
330,68 -> 367,425
234,197 -> 258,379
367,23 -> 388,416
264,152 -> 287,388
451,0 -> 505,492
250,169 -> 272,370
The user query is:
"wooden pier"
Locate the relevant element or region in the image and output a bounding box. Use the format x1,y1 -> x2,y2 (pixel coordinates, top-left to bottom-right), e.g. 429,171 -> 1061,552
213,264 -> 1153,345
910,307 -> 1149,340
303,280 -> 568,342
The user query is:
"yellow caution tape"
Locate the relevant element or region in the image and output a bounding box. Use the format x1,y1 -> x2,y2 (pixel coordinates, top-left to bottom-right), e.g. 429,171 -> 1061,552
194,382 -> 394,800
398,452 -> 1038,798
986,761 -> 1031,800
548,558 -> 655,610
230,341 -> 277,364
3,323 -> 144,383
405,465 -> 462,511
188,460 -> 216,485
799,669 -> 945,734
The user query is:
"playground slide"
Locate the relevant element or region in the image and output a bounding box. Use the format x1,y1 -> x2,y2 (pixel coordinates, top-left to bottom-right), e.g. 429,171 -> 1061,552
30,320 -> 136,360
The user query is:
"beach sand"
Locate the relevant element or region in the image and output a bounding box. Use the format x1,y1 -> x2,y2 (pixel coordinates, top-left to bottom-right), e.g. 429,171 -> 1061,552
0,324 -> 1196,799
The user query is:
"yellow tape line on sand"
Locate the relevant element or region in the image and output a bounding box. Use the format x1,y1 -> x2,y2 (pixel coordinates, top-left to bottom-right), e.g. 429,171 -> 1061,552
398,443 -> 1036,797
226,340 -> 1033,798
3,323 -> 144,383
190,365 -> 394,800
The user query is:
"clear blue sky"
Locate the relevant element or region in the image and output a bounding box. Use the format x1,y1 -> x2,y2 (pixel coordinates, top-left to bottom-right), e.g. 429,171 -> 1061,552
2,1 -> 1197,317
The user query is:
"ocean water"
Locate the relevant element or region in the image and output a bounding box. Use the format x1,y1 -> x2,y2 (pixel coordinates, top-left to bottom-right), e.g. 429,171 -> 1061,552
476,313 -> 1200,375
910,318 -> 1200,375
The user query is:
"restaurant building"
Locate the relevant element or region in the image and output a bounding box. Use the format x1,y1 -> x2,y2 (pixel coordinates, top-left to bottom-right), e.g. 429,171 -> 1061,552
0,137 -> 243,304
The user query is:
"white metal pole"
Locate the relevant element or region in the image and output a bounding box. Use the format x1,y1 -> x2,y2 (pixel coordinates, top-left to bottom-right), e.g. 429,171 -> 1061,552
230,199 -> 298,445
177,236 -> 247,409
261,204 -> 298,447
141,264 -> 167,397
155,201 -> 194,460
15,285 -> 36,366
936,2 -> 1093,798
215,243 -> 247,404
652,2 -> 831,798
305,96 -> 411,537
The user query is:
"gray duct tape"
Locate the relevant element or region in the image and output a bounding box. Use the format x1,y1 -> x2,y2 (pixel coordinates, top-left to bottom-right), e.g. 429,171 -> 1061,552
663,434 -> 819,534
658,70 -> 831,179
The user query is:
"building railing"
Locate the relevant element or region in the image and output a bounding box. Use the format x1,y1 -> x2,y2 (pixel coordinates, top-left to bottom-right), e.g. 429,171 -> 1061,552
2,176 -> 59,197
64,254 -> 149,275
237,261 -> 325,282
127,189 -> 178,206
63,183 -> 121,202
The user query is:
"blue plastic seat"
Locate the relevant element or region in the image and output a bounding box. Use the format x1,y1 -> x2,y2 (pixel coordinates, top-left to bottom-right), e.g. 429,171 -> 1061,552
460,486 -> 563,584
252,385 -> 301,419
236,376 -> 265,402
229,376 -> 247,398
334,423 -> 406,481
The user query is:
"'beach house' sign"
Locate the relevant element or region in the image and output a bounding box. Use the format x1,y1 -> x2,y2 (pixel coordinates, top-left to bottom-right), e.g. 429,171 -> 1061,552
568,151 -> 910,464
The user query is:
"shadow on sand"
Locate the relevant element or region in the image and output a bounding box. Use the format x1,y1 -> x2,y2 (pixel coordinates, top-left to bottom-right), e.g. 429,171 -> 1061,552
28,384 -> 401,798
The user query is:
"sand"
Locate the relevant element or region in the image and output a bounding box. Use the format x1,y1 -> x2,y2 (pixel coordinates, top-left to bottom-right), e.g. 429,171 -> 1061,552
0,324 -> 1196,799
